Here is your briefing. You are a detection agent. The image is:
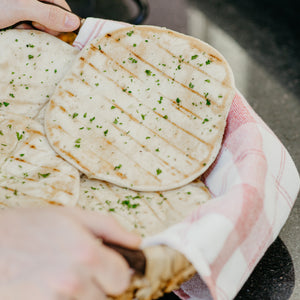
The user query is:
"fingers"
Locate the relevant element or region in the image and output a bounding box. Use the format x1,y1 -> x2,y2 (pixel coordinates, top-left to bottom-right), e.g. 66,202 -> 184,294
92,244 -> 133,296
49,243 -> 132,298
68,208 -> 141,249
31,21 -> 61,36
38,0 -> 71,11
15,23 -> 34,30
23,0 -> 80,32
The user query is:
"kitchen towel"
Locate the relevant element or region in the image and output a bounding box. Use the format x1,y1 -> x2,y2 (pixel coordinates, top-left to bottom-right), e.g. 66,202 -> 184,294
73,18 -> 300,300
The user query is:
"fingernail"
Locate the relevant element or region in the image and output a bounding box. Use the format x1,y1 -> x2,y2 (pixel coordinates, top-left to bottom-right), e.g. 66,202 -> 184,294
64,14 -> 80,29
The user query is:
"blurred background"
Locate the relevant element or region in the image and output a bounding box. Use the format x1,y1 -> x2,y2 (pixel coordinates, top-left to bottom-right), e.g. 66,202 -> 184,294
67,0 -> 299,299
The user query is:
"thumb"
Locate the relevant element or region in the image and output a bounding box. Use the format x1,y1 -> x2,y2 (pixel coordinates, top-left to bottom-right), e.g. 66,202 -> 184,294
24,1 -> 80,32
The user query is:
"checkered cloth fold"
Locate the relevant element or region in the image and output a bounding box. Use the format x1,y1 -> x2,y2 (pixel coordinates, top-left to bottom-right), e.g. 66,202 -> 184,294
74,18 -> 300,300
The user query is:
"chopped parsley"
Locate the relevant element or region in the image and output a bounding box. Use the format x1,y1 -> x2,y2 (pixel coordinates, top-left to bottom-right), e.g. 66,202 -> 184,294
156,168 -> 162,175
16,132 -> 23,141
38,173 -> 51,178
191,55 -> 198,60
114,164 -> 122,170
126,30 -> 134,36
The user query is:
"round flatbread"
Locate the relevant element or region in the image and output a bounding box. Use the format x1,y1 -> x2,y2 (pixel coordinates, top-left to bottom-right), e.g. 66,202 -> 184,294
78,176 -> 211,237
0,29 -> 79,118
45,25 -> 235,191
0,113 -> 80,208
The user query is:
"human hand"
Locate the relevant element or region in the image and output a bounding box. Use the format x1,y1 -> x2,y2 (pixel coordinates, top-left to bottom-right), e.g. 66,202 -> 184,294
0,0 -> 80,35
0,207 -> 141,299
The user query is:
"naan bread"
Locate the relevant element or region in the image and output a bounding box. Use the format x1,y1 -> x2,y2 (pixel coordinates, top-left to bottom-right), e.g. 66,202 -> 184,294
78,176 -> 211,237
45,25 -> 235,191
0,113 -> 80,208
0,29 -> 79,118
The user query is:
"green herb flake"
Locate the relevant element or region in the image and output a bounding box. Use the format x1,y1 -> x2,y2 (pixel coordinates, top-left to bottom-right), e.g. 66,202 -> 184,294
189,82 -> 194,89
145,69 -> 152,76
111,105 -> 116,109
205,79 -> 210,83
163,115 -> 168,119
114,164 -> 122,170
191,55 -> 198,60
72,113 -> 78,119
126,30 -> 134,36
104,129 -> 108,136
38,173 -> 51,178
16,132 -> 23,141
28,54 -> 34,60
156,168 -> 162,175
9,93 -> 15,98
176,98 -> 181,105
205,59 -> 212,65
128,57 -> 137,63
206,99 -> 211,106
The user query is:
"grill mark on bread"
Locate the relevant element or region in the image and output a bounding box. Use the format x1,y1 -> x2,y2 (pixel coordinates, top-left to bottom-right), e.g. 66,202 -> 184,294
110,117 -> 184,175
0,185 -> 63,205
102,39 -> 220,105
156,44 -> 229,86
101,183 -> 164,224
101,95 -> 190,169
18,177 -> 74,196
102,96 -> 202,165
48,105 -> 163,182
65,90 -> 75,97
10,156 -> 66,174
89,46 -> 138,79
71,58 -> 212,161
87,45 -> 217,120
155,191 -> 182,217
87,63 -> 212,149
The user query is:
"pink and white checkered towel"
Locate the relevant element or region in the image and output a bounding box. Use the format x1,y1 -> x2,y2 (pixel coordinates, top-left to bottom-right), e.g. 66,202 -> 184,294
73,18 -> 300,300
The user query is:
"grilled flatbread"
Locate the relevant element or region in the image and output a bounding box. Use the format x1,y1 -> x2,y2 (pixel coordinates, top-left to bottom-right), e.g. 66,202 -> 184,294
78,176 -> 211,237
45,25 -> 235,191
0,113 -> 80,208
0,29 -> 79,118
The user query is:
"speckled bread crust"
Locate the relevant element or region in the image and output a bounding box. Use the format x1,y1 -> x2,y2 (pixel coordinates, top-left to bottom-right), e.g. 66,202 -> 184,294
78,176 -> 211,238
0,29 -> 79,119
45,25 -> 235,192
0,113 -> 80,208
108,246 -> 196,300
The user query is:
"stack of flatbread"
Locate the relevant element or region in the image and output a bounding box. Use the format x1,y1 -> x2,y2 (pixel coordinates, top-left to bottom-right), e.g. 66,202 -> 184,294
0,26 -> 235,299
